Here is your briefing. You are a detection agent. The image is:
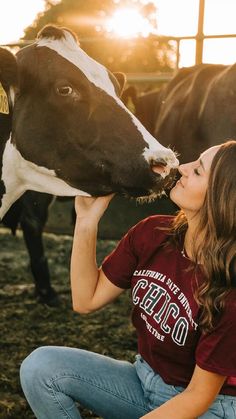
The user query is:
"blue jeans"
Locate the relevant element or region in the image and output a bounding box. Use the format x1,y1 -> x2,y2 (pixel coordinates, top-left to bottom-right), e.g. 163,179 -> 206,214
20,347 -> 236,419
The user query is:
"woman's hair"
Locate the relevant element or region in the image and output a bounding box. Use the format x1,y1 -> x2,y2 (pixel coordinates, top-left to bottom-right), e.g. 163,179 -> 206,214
171,140 -> 236,333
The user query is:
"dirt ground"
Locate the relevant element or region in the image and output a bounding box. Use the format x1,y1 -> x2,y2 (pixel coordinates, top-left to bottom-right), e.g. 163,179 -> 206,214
0,227 -> 137,419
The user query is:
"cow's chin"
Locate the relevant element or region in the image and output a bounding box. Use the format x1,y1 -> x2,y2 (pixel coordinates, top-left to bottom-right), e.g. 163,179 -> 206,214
120,186 -> 166,203
68,170 -> 176,200
118,170 -> 177,202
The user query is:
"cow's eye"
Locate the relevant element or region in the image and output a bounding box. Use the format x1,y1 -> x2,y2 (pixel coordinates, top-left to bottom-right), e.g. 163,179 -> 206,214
56,86 -> 73,96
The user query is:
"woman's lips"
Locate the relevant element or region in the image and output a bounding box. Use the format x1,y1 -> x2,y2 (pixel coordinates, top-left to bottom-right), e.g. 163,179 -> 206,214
176,179 -> 184,187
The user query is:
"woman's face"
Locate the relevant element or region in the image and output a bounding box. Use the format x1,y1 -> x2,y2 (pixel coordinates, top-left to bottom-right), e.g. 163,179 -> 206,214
170,145 -> 220,214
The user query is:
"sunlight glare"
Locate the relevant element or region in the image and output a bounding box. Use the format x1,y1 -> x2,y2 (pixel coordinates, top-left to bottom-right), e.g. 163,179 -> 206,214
204,0 -> 236,35
155,0 -> 236,66
0,0 -> 45,44
179,40 -> 196,67
106,8 -> 156,38
1,0 -> 236,67
204,38 -> 236,64
156,0 -> 199,36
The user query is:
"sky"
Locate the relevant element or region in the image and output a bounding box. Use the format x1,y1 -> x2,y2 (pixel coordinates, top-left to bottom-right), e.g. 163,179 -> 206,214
0,0 -> 45,43
0,0 -> 236,67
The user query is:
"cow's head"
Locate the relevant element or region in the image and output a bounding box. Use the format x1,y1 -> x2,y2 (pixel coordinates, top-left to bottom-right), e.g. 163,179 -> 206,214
1,25 -> 178,218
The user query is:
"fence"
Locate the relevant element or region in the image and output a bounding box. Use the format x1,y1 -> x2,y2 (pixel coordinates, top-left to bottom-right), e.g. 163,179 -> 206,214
2,0 -> 236,86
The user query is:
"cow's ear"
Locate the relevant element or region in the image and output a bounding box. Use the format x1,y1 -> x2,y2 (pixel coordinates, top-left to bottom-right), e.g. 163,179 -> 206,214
121,85 -> 138,108
0,47 -> 18,88
113,72 -> 126,95
37,25 -> 79,44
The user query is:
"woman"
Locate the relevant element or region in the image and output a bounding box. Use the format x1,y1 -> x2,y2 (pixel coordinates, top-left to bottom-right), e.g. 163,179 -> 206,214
20,140 -> 236,418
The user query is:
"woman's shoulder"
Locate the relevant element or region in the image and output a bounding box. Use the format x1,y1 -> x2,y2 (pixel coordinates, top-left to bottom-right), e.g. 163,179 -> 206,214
129,214 -> 174,252
134,214 -> 175,231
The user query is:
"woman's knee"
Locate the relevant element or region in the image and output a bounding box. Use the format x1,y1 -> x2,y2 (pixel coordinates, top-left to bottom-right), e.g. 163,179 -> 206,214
20,346 -> 57,389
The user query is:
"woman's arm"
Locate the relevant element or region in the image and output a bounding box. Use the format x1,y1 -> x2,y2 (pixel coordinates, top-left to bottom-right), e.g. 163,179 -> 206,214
141,365 -> 226,419
70,195 -> 124,313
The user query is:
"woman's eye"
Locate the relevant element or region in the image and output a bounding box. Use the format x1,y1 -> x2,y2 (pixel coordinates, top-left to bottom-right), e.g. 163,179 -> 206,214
56,86 -> 73,96
194,168 -> 200,176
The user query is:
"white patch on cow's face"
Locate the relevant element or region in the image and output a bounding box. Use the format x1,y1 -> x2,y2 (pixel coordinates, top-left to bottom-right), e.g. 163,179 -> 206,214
142,146 -> 179,177
0,138 -> 90,219
37,32 -> 117,98
0,137 -> 25,218
37,31 -> 178,170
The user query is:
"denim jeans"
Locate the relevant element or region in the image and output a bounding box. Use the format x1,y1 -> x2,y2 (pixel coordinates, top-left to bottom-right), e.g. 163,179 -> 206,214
20,346 -> 236,419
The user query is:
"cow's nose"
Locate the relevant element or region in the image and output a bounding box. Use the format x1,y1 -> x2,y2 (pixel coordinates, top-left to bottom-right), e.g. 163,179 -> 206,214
151,158 -> 168,175
148,151 -> 179,178
163,149 -> 179,168
143,147 -> 179,174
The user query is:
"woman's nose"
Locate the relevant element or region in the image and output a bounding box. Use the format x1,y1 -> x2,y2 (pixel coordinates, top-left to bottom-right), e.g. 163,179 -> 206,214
178,163 -> 188,176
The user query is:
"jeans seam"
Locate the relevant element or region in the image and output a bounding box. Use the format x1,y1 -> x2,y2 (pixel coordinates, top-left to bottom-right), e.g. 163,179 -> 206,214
48,382 -> 74,419
49,373 -> 149,413
232,400 -> 236,418
219,400 -> 226,419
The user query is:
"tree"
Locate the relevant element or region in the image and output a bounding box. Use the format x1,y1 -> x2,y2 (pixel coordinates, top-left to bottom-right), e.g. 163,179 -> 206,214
23,0 -> 175,74
24,0 -> 114,39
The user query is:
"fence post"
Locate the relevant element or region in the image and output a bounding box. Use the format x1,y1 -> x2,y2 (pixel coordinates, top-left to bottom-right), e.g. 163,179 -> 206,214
195,0 -> 205,65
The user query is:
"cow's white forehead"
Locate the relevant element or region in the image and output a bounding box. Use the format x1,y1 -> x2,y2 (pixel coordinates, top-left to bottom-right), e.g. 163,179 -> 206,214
37,31 -> 117,98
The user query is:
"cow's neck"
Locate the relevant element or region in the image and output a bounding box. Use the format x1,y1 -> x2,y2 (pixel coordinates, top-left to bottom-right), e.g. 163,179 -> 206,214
0,112 -> 14,216
0,185 -> 25,219
0,137 -> 91,219
0,137 -> 26,218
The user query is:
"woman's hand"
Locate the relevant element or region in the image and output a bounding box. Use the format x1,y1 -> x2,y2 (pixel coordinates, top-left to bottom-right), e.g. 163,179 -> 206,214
74,194 -> 115,224
71,192 -> 123,314
140,365 -> 226,419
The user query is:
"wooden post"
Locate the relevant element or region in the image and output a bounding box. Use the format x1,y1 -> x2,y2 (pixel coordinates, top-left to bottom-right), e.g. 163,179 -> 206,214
176,39 -> 180,69
195,0 -> 205,65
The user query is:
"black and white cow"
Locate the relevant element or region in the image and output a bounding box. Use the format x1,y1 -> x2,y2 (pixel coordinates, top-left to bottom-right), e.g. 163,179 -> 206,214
0,25 -> 178,304
1,25 -> 178,220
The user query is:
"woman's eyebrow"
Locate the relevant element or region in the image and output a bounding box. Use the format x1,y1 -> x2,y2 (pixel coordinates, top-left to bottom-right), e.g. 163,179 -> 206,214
199,158 -> 205,171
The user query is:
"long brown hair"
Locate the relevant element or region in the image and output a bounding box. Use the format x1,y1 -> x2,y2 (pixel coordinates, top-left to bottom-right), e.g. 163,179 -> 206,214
171,140 -> 236,333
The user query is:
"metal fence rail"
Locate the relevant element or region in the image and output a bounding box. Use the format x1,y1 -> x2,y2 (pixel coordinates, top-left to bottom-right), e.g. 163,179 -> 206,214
1,0 -> 236,85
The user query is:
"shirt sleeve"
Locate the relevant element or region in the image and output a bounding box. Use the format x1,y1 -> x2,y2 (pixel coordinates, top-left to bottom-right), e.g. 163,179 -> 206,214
101,223 -> 139,289
102,215 -> 172,290
196,292 -> 236,377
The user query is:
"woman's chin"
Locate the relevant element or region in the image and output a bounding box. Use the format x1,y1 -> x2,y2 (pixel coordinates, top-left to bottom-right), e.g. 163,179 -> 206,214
169,188 -> 177,203
169,189 -> 182,210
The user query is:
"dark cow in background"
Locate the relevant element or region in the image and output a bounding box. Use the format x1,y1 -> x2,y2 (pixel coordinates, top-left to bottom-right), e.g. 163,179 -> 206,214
2,191 -> 56,304
0,25 -> 178,305
122,85 -> 162,135
129,63 -> 236,162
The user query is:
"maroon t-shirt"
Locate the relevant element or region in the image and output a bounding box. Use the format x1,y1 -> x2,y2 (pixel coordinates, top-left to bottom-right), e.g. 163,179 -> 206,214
102,215 -> 236,396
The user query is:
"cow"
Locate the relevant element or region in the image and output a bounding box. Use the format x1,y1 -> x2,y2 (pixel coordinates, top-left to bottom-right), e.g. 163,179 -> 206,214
128,63 -> 236,162
2,191 -> 57,304
121,85 -> 162,135
0,25 -> 178,305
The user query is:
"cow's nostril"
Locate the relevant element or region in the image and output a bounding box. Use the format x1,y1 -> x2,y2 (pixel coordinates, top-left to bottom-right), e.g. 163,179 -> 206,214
150,158 -> 169,176
152,165 -> 167,175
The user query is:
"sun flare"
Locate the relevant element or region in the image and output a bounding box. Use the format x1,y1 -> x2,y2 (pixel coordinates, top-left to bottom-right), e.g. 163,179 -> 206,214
0,0 -> 45,44
106,8 -> 156,38
1,1 -> 236,67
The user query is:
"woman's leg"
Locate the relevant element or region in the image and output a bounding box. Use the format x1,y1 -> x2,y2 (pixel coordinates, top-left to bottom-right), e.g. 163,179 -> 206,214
135,356 -> 236,418
199,394 -> 236,418
20,346 -> 150,419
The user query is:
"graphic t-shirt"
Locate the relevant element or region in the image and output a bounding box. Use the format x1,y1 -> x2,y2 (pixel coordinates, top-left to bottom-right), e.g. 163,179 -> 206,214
102,215 -> 236,396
